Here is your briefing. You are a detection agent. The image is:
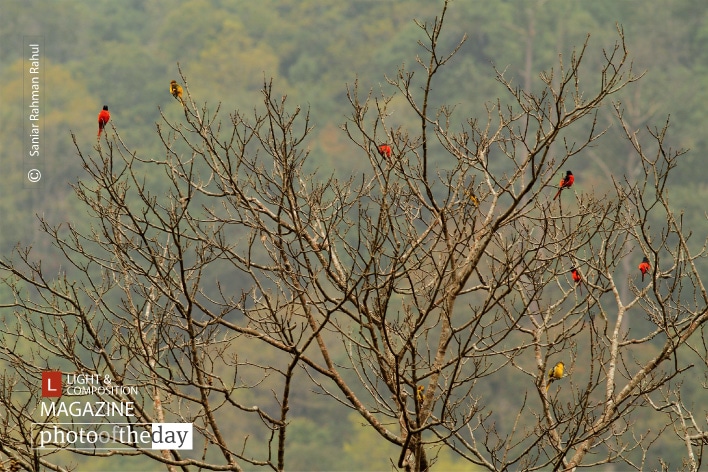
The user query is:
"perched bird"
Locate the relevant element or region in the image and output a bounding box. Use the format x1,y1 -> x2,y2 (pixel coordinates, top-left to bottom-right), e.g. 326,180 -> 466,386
97,105 -> 110,138
377,143 -> 392,160
170,80 -> 183,104
553,170 -> 574,200
466,187 -> 480,208
570,267 -> 581,284
571,267 -> 582,294
546,361 -> 565,391
417,385 -> 425,403
639,256 -> 651,282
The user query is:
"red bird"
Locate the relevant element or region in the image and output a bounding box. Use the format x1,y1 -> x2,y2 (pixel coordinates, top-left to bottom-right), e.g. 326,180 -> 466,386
553,170 -> 574,200
377,143 -> 392,159
571,267 -> 582,294
638,256 -> 651,282
97,105 -> 110,138
571,267 -> 581,284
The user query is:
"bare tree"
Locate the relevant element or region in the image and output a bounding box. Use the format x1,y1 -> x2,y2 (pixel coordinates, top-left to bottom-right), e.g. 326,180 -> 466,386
0,2 -> 706,471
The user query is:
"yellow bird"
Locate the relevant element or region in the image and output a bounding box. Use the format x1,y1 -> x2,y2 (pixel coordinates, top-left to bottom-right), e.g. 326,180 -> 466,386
417,385 -> 425,403
465,187 -> 480,208
546,361 -> 564,391
170,80 -> 183,104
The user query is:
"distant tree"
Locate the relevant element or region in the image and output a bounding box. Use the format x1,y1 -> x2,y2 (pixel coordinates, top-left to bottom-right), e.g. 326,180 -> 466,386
0,1 -> 706,471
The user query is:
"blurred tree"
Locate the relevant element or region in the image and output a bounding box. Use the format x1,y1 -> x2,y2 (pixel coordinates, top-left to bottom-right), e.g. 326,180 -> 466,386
341,412 -> 400,470
0,60 -> 97,255
198,17 -> 282,95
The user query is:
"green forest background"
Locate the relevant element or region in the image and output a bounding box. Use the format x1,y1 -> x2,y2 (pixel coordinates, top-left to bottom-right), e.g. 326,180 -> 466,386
1,0 -> 707,470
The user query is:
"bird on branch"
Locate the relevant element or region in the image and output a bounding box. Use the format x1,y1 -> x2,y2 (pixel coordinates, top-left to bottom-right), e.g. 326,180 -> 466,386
97,105 -> 110,139
170,80 -> 184,104
377,143 -> 392,160
546,361 -> 565,391
553,170 -> 574,200
639,256 -> 651,282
